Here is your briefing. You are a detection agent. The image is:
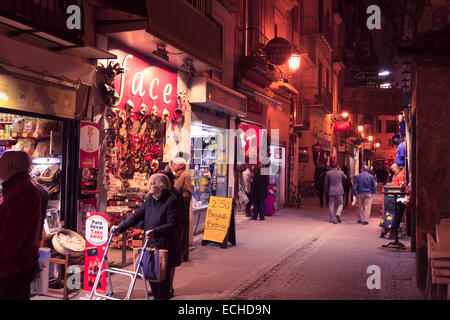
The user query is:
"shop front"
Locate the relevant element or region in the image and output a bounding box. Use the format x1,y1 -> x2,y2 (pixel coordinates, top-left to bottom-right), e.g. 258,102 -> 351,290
188,76 -> 247,233
0,47 -> 97,233
95,42 -> 181,250
190,113 -> 229,211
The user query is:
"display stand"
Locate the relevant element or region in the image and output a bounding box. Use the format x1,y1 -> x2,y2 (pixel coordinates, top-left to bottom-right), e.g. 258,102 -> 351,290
382,191 -> 411,250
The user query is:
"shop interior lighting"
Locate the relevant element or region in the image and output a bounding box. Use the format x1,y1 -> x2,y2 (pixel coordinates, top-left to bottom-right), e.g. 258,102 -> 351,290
378,71 -> 390,76
32,157 -> 61,165
341,112 -> 349,118
380,82 -> 392,88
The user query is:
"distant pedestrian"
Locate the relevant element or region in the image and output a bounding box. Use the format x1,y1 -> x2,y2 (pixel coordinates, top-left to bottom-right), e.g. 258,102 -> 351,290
242,165 -> 255,217
265,183 -> 277,216
352,165 -> 377,225
251,166 -> 269,221
317,163 -> 329,207
324,163 -> 347,224
341,166 -> 352,208
0,150 -> 42,300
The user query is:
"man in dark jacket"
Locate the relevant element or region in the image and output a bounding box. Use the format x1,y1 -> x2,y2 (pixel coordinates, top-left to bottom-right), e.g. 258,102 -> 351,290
316,163 -> 328,207
0,150 -> 42,300
113,173 -> 179,300
251,166 -> 269,221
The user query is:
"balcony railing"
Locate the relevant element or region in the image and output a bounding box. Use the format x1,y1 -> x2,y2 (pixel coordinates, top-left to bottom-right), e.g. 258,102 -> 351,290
300,15 -> 332,47
298,84 -> 332,113
0,0 -> 84,44
246,26 -> 270,54
186,0 -> 213,17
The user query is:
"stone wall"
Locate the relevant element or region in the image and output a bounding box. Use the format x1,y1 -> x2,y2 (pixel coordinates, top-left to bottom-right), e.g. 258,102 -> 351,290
414,63 -> 450,289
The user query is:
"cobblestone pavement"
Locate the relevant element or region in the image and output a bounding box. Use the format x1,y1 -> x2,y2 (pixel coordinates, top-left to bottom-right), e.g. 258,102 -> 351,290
34,194 -> 425,300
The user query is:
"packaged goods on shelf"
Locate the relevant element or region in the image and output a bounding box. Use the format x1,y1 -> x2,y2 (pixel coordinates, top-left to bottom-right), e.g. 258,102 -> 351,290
10,117 -> 24,137
33,140 -> 50,158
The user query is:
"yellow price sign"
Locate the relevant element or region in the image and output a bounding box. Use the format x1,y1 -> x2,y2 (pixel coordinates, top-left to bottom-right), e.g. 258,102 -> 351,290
202,196 -> 233,243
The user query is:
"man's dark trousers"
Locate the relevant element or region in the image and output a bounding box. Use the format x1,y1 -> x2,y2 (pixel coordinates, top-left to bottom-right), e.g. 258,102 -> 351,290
253,197 -> 266,220
0,264 -> 37,300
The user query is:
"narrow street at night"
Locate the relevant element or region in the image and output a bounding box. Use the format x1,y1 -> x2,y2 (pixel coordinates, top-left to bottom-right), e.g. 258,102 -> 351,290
64,195 -> 422,301
1,0 -> 450,311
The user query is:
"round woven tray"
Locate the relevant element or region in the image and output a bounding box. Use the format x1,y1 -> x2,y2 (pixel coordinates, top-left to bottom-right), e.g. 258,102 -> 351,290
52,229 -> 85,257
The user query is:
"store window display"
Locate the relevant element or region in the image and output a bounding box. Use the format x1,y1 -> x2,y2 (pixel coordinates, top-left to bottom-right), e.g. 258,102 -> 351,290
0,112 -> 63,234
190,122 -> 227,211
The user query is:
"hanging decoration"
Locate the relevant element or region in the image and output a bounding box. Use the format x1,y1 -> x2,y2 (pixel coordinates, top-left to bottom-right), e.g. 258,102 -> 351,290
98,61 -> 167,189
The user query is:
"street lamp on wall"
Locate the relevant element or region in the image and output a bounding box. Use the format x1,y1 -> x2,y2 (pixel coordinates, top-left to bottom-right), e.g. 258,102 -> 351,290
288,52 -> 301,72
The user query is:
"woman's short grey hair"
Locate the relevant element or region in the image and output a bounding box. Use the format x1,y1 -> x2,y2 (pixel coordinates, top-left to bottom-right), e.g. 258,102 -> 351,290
172,157 -> 187,168
150,173 -> 171,190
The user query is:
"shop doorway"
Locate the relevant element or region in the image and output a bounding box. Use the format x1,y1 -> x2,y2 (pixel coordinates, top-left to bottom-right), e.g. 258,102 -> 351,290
190,121 -> 228,211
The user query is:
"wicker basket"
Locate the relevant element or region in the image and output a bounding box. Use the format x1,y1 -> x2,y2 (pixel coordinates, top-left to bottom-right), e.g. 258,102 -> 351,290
52,229 -> 85,257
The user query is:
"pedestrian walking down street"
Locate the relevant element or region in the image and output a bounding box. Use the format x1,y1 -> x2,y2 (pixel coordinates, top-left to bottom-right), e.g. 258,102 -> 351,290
352,165 -> 377,225
0,150 -> 42,300
324,163 -> 346,224
242,164 -> 255,217
317,163 -> 329,207
170,157 -> 193,262
251,166 -> 269,221
113,174 -> 179,300
341,166 -> 352,208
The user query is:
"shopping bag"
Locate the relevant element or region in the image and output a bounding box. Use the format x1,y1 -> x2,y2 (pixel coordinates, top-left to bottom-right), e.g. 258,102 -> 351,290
238,190 -> 249,205
137,247 -> 168,282
379,211 -> 395,229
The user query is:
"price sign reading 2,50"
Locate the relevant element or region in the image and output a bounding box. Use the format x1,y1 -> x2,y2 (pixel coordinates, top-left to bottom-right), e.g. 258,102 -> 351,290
210,199 -> 231,210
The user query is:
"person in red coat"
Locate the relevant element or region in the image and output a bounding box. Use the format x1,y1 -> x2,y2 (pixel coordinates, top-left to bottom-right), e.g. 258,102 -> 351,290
0,150 -> 42,300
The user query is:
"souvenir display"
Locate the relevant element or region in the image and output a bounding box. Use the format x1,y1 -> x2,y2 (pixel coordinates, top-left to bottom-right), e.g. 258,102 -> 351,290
98,61 -> 188,248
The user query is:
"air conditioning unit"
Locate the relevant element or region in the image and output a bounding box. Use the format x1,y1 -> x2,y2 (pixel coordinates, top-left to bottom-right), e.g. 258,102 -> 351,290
188,77 -> 247,117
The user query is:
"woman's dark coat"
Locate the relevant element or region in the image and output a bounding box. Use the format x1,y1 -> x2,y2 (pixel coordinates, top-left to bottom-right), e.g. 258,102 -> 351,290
117,189 -> 181,268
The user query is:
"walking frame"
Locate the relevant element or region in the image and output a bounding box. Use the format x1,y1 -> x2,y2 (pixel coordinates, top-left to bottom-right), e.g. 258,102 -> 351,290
89,227 -> 150,300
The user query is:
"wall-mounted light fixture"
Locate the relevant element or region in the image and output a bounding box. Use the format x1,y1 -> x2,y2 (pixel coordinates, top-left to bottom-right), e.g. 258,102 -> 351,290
288,52 -> 301,72
152,43 -> 169,61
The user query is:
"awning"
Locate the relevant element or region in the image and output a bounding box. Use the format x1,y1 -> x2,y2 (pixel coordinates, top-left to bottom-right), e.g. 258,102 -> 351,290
238,87 -> 282,109
0,35 -> 96,86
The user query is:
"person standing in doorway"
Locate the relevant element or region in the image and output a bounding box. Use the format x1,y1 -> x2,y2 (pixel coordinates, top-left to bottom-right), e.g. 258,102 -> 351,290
242,164 -> 255,217
170,157 -> 193,262
352,165 -> 377,225
251,165 -> 269,221
0,150 -> 42,300
324,163 -> 346,224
